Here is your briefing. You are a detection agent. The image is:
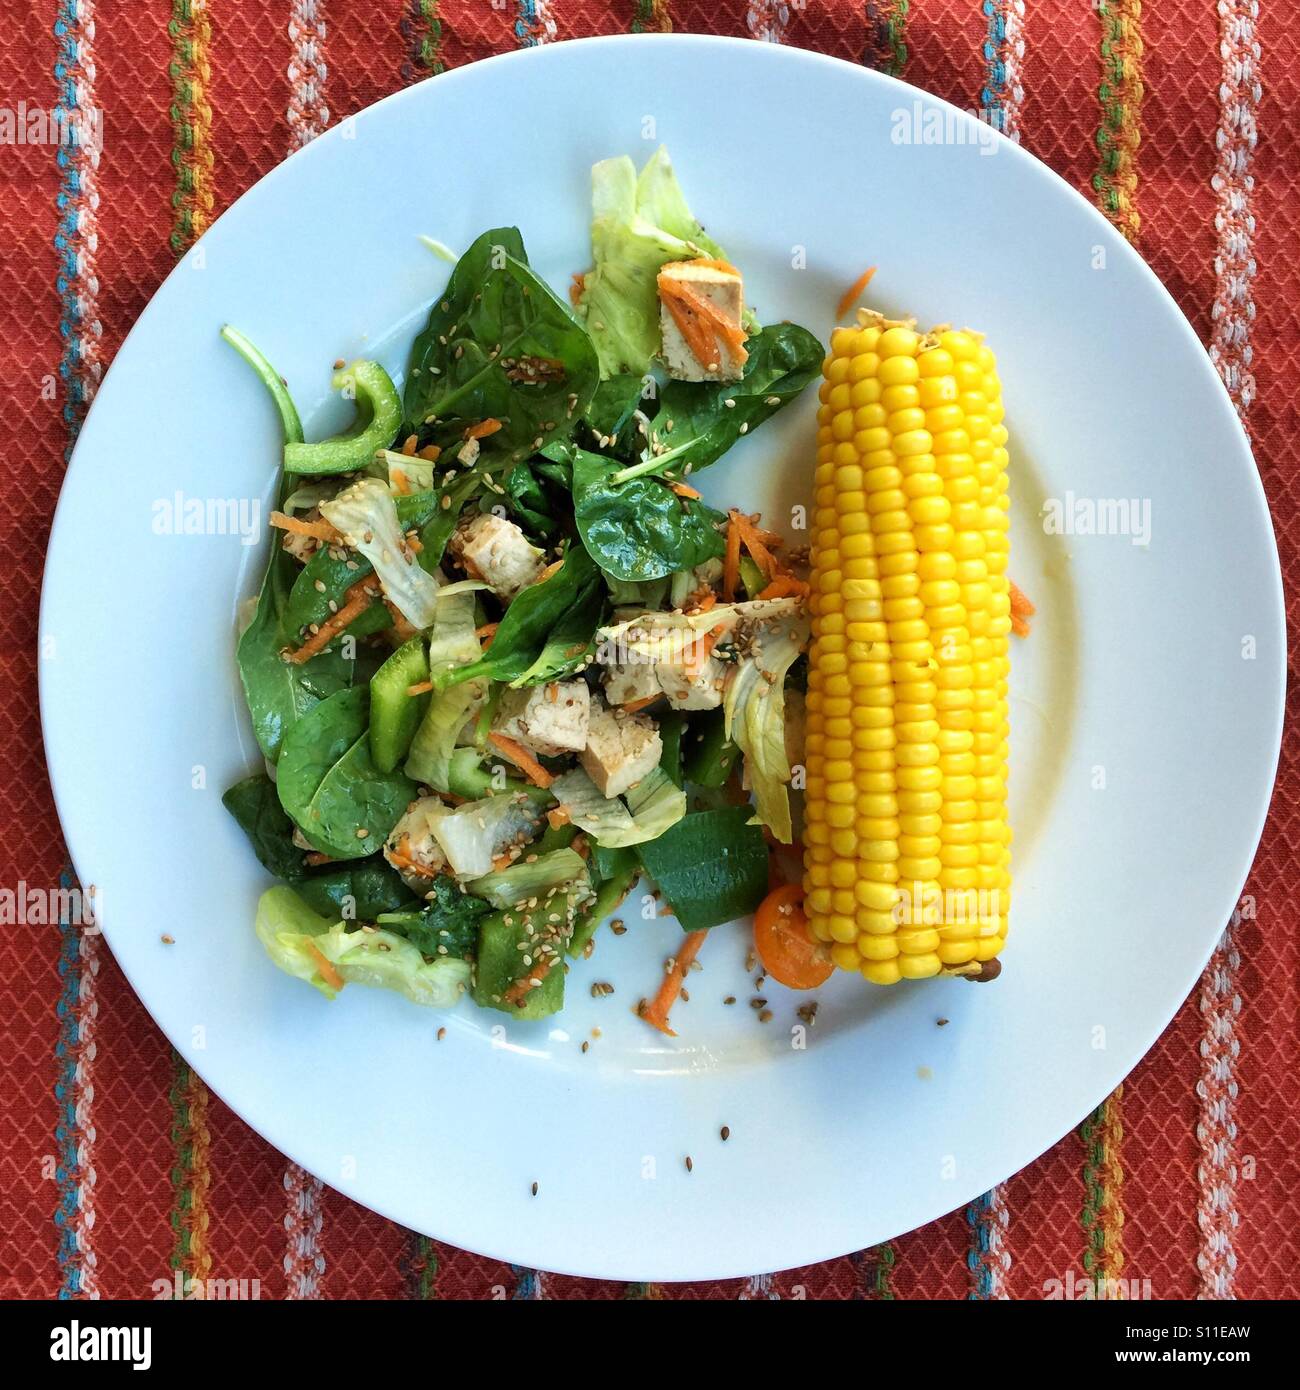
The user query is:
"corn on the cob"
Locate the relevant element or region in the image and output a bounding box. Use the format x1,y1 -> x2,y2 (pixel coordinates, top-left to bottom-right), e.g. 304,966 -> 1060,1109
804,311 -> 1011,983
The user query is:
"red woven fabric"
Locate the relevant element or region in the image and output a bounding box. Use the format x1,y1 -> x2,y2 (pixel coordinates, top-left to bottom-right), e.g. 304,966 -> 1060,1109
3,1 -> 1295,1300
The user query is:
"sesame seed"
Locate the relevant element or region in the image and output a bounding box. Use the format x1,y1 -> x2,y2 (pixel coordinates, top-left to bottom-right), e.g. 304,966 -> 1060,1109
723,996 -> 736,1005
758,1009 -> 773,1024
356,828 -> 369,839
160,934 -> 174,945
738,422 -> 748,435
720,1126 -> 730,1142
685,1156 -> 694,1173
437,1027 -> 446,1041
531,1181 -> 539,1197
581,1040 -> 589,1053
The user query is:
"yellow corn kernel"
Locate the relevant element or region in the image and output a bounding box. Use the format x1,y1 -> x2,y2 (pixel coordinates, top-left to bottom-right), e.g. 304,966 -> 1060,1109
804,309 -> 1012,986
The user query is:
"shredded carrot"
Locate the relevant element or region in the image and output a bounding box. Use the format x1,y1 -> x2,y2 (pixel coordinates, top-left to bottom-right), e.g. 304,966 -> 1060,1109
417,444 -> 442,462
535,560 -> 563,584
658,274 -> 749,371
757,574 -> 810,600
401,434 -> 419,456
303,851 -> 334,868
682,623 -> 727,680
1009,579 -> 1035,637
269,511 -> 342,543
504,950 -> 559,1008
286,578 -> 378,665
668,480 -> 703,500
678,256 -> 742,277
546,806 -> 571,830
406,535 -> 424,554
491,852 -> 514,872
406,680 -> 434,697
474,622 -> 500,640
621,693 -> 662,714
306,943 -> 345,993
569,272 -> 586,307
390,469 -> 412,495
384,601 -> 419,643
684,588 -> 717,614
836,265 -> 878,321
465,418 -> 503,440
488,732 -> 555,789
723,512 -> 741,602
639,930 -> 707,1037
729,509 -> 780,579
1009,579 -> 1036,618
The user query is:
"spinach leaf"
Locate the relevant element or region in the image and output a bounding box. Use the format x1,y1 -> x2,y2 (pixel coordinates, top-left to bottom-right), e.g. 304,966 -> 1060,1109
501,462 -> 559,540
222,774 -> 307,880
441,544 -> 603,689
296,858 -> 418,921
578,372 -> 650,458
237,553 -> 356,762
377,878 -> 489,959
404,227 -> 599,465
569,445 -> 725,582
633,322 -> 823,480
635,805 -> 768,932
276,687 -> 416,859
510,579 -> 605,686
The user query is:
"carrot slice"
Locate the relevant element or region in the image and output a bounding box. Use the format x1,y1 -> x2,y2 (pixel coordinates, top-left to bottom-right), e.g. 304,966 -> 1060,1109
728,510 -> 779,579
475,622 -> 500,640
836,265 -> 878,321
677,256 -> 742,277
269,511 -> 342,543
682,624 -> 726,680
621,693 -> 662,714
305,943 -> 345,993
757,574 -> 810,600
488,732 -> 555,789
569,272 -> 586,307
285,577 -> 379,664
546,806 -> 571,830
1009,579 -> 1036,617
1009,579 -> 1035,637
465,418 -> 502,440
668,480 -> 702,500
639,930 -> 708,1037
722,512 -> 741,602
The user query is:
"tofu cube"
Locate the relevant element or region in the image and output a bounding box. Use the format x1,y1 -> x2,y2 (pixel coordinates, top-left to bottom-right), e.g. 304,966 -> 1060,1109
493,681 -> 590,757
602,659 -> 661,708
451,512 -> 545,601
659,261 -> 747,383
580,701 -> 663,800
655,653 -> 725,710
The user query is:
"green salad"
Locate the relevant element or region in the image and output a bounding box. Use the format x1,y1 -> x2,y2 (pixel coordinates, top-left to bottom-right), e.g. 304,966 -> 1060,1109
224,148 -> 822,1026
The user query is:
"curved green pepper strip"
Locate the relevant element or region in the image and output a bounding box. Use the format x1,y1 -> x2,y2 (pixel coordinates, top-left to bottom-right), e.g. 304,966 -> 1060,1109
221,324 -> 304,448
283,360 -> 402,476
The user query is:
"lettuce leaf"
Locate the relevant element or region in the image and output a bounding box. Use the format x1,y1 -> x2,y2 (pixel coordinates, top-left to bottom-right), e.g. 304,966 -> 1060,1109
254,885 -> 470,1007
578,147 -> 739,379
549,766 -> 685,848
723,606 -> 810,844
320,478 -> 444,629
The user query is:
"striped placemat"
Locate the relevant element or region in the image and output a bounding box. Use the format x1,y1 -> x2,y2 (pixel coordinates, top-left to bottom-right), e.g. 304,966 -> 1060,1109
2,1 -> 1295,1299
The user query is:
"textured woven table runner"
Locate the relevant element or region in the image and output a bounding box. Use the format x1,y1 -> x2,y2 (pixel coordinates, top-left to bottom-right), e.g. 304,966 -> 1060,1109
2,1 -> 1296,1299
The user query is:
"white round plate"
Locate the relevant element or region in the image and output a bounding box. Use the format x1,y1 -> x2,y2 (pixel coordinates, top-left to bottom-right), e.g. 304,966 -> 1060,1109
41,36 -> 1284,1281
